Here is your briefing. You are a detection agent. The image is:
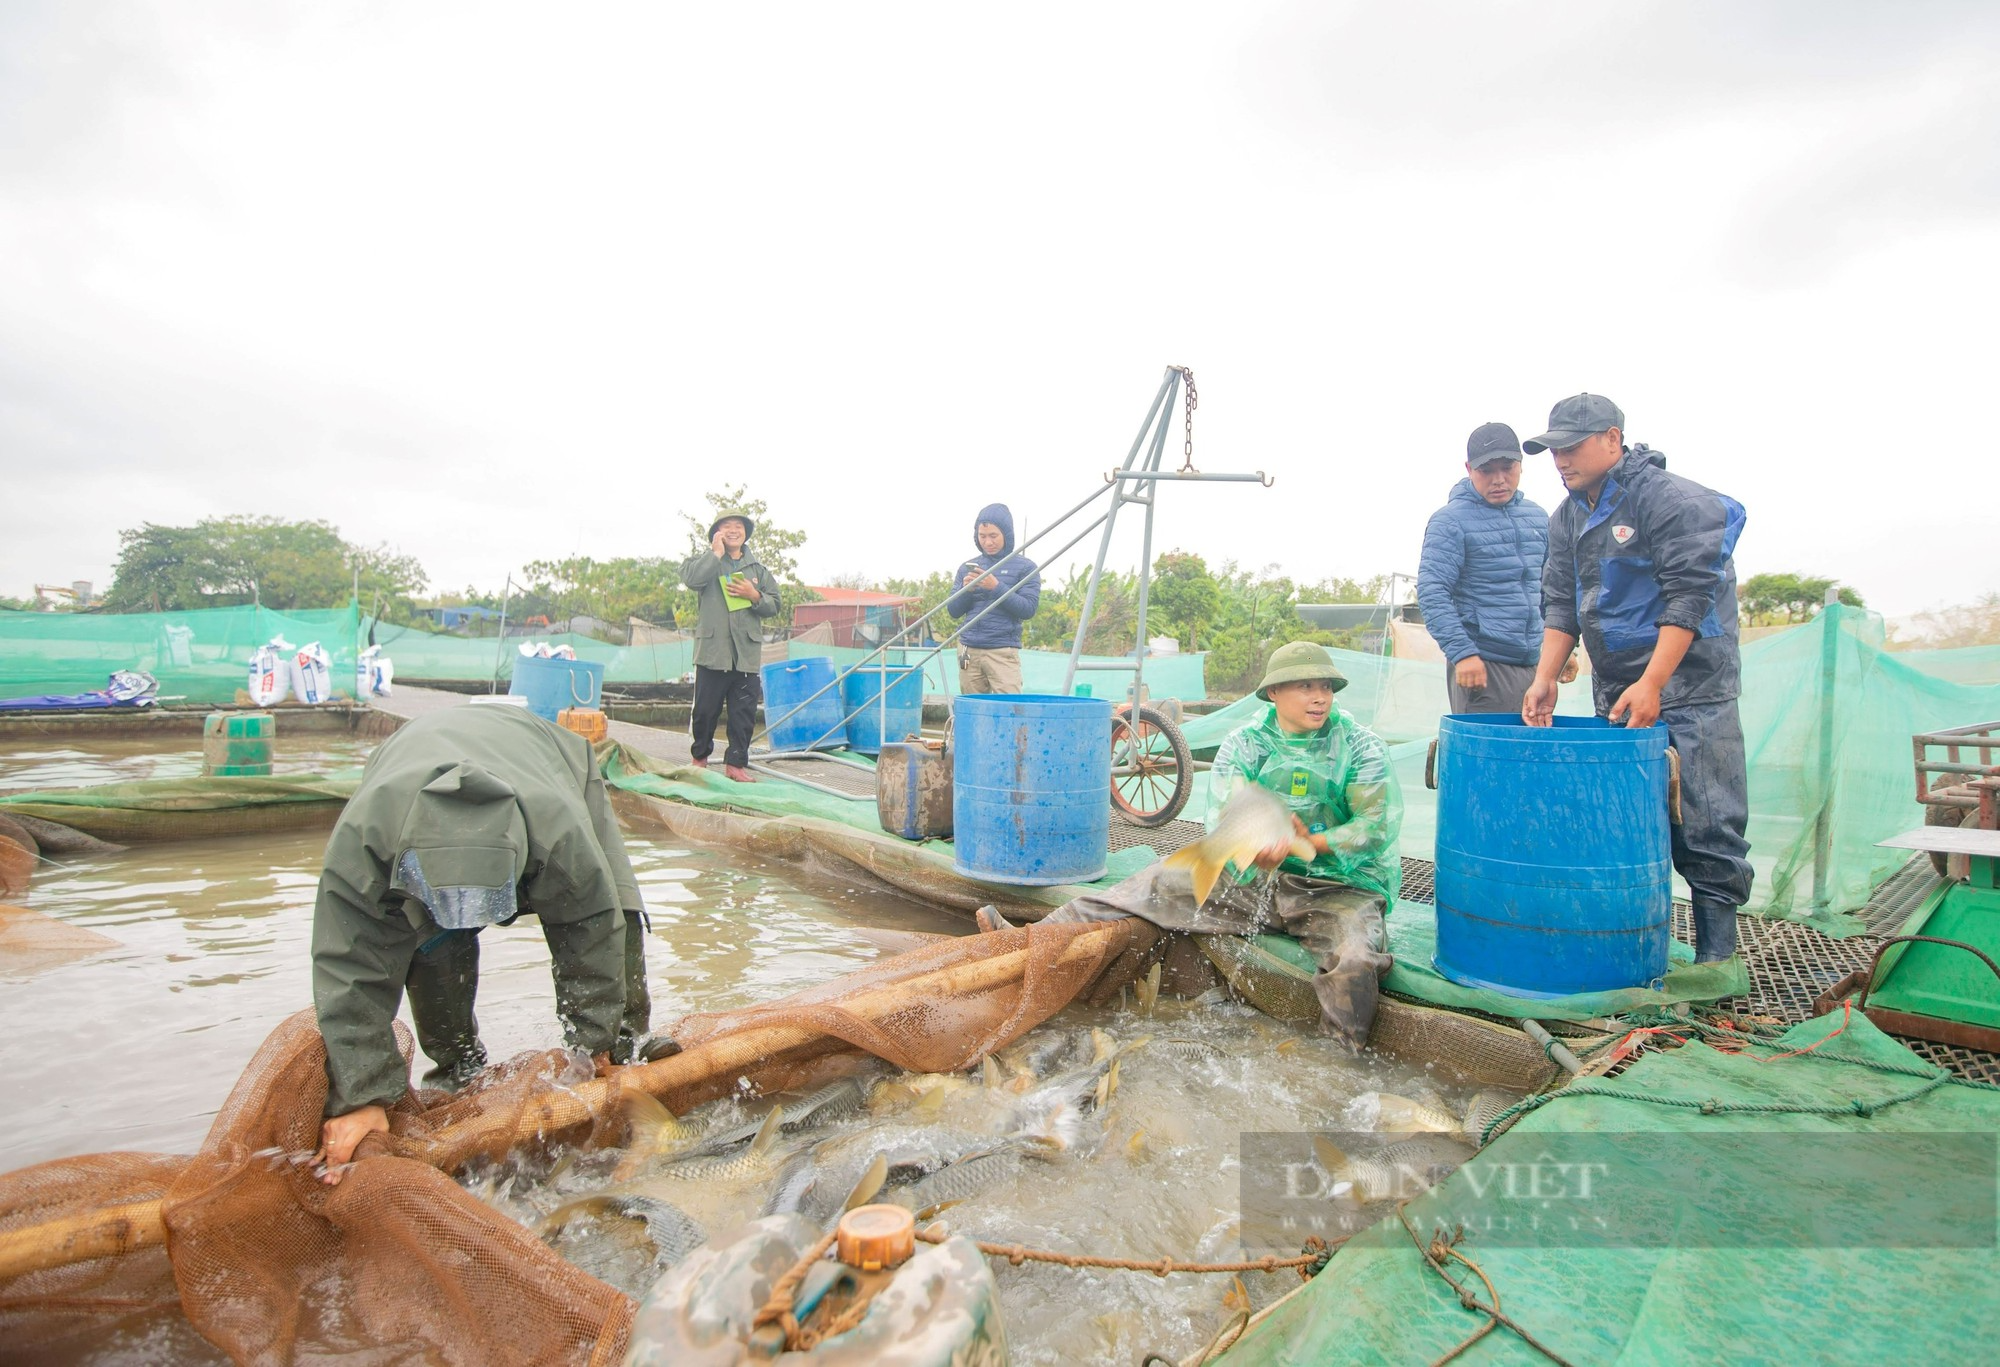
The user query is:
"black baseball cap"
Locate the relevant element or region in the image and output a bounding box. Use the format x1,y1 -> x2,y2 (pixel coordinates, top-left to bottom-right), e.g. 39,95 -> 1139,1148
1465,422 -> 1523,468
1523,394 -> 1624,454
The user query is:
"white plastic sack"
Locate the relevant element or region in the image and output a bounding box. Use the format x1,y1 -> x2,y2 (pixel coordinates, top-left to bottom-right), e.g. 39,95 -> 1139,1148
247,638 -> 293,707
517,641 -> 578,660
289,641 -> 334,705
356,645 -> 395,698
105,671 -> 159,705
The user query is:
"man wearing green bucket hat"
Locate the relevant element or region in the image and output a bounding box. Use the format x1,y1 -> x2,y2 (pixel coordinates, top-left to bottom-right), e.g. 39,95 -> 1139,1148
985,641 -> 1402,1048
683,512 -> 782,782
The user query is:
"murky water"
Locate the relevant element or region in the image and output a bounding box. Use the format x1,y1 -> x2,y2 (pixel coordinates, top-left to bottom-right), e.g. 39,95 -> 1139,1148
0,733 -> 378,792
1,739 -> 1475,1365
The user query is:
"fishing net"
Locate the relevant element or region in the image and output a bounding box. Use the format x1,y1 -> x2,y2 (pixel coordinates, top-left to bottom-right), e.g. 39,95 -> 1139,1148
0,919 -> 1145,1365
0,775 -> 359,843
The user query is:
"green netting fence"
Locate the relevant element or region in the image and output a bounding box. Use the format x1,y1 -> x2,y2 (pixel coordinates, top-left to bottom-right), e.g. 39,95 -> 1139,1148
1219,1010 -> 2000,1366
1187,607 -> 2000,935
0,605 -> 362,706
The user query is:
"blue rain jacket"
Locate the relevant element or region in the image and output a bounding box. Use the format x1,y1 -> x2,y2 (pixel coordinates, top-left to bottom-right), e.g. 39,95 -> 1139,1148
1415,480 -> 1549,667
1543,446 -> 1747,710
945,503 -> 1041,649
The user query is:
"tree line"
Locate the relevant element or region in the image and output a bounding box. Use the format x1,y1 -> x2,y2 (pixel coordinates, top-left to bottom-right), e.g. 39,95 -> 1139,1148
77,503 -> 2000,663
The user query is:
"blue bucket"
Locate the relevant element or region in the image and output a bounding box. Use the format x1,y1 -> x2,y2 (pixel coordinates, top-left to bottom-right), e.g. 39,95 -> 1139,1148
1432,714 -> 1671,997
840,664 -> 924,755
507,655 -> 605,723
760,657 -> 846,752
953,693 -> 1111,886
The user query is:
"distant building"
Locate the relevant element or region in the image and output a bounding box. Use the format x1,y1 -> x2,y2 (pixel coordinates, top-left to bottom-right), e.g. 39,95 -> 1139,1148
417,605 -> 506,631
793,587 -> 918,648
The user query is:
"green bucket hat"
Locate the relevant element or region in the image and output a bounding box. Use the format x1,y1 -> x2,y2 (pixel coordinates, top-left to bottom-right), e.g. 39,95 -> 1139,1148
708,511 -> 756,541
1256,640 -> 1349,700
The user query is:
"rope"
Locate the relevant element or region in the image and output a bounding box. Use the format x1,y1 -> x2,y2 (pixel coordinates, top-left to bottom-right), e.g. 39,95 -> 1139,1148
1479,1005 -> 1964,1144
1396,1204 -> 1574,1367
748,1228 -> 838,1351
916,1224 -> 1341,1279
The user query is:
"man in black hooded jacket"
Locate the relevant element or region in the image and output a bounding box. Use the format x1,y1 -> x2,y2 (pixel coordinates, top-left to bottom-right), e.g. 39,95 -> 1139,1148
945,502 -> 1040,694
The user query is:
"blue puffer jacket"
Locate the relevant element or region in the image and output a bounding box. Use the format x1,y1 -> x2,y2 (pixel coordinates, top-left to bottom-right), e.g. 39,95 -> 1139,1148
945,503 -> 1041,649
1544,446 -> 1746,710
1415,480 -> 1549,667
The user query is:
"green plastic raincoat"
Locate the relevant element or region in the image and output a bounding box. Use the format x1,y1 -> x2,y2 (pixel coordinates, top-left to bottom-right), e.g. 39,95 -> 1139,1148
313,705 -> 649,1116
1205,704 -> 1404,901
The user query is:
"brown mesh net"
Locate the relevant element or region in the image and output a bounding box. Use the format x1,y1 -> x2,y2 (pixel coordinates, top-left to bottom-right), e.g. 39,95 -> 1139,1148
0,919 -> 1145,1364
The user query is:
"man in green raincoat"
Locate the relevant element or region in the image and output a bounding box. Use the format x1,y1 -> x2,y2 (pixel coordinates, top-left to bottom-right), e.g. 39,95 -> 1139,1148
311,704 -> 650,1181
981,642 -> 1401,1046
682,512 -> 783,781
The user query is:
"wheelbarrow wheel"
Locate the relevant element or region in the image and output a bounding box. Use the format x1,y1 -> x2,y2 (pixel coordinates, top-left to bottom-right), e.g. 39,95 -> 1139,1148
1925,800 -> 1980,880
1110,705 -> 1193,827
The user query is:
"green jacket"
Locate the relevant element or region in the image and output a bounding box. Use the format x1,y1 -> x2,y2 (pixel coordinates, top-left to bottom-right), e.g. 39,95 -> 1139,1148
312,705 -> 643,1114
681,547 -> 781,673
1205,703 -> 1404,902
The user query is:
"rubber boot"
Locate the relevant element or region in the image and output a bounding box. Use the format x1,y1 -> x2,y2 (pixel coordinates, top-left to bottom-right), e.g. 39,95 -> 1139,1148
1691,900 -> 1740,964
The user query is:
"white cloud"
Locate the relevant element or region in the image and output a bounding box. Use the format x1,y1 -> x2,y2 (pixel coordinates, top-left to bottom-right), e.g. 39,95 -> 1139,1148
2,0 -> 1995,616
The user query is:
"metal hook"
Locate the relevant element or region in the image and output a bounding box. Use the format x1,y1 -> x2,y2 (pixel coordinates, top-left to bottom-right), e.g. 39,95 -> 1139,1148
1256,471 -> 1274,487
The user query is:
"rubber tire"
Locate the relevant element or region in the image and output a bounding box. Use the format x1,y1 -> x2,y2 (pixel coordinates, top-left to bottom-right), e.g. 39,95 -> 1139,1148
1111,705 -> 1194,828
1925,801 -> 1979,880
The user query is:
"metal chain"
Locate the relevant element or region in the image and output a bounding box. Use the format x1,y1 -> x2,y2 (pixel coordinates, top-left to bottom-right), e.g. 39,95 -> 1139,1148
1174,366 -> 1198,472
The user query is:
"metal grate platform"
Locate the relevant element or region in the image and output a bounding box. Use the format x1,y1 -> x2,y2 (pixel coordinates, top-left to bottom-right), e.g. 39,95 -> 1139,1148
751,753 -> 881,799
1108,817 -> 1205,855
1402,853 -> 2000,1085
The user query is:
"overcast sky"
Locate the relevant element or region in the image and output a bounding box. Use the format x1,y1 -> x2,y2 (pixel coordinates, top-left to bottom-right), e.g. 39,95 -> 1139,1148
3,1 -> 1996,618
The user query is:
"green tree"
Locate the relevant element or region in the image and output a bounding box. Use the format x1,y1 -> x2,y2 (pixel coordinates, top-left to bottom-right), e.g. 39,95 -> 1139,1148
680,487 -> 818,628
880,570 -> 957,637
520,556 -> 684,634
1739,572 -> 1864,625
1890,591 -> 2000,650
1150,551 -> 1220,650
103,517 -> 427,616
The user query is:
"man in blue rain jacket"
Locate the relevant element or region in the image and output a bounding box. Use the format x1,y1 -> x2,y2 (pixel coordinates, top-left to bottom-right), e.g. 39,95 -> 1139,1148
1417,422 -> 1551,715
945,502 -> 1040,694
1521,393 -> 1752,963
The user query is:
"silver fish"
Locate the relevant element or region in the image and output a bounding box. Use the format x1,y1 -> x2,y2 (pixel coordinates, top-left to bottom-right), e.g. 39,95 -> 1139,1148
1312,1133 -> 1474,1205
1154,1038 -> 1225,1063
888,1145 -> 1031,1219
535,1193 -> 706,1265
690,1077 -> 867,1153
1163,785 -> 1315,904
657,1105 -> 787,1182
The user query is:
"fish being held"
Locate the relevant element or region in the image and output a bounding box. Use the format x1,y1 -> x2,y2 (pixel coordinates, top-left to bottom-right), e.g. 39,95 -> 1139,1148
1163,786 -> 1315,905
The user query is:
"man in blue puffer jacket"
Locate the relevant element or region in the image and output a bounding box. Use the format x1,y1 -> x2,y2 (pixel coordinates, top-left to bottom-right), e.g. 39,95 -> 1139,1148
945,502 -> 1040,694
1521,393 -> 1752,964
1416,423 -> 1552,715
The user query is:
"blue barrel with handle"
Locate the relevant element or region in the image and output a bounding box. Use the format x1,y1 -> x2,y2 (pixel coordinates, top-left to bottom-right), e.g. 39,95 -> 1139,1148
1432,714 -> 1672,997
953,694 -> 1112,885
840,664 -> 924,755
760,657 -> 846,751
507,655 -> 606,723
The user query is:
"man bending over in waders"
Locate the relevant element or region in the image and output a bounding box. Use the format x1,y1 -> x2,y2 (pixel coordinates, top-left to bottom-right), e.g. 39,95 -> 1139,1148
311,704 -> 651,1183
1521,393 -> 1751,965
978,641 -> 1402,1048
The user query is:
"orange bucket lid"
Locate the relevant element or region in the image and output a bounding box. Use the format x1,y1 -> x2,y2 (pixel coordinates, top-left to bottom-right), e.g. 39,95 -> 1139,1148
835,1203 -> 916,1271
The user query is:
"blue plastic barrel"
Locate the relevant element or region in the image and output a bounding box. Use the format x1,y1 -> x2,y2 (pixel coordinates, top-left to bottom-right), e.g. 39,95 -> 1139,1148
953,694 -> 1112,885
1432,714 -> 1671,997
760,657 -> 846,751
840,664 -> 924,755
507,655 -> 605,723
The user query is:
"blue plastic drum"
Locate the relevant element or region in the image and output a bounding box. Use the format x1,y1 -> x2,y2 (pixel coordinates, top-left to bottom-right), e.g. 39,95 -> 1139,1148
952,693 -> 1112,886
840,665 -> 924,755
760,657 -> 846,752
1432,714 -> 1672,997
